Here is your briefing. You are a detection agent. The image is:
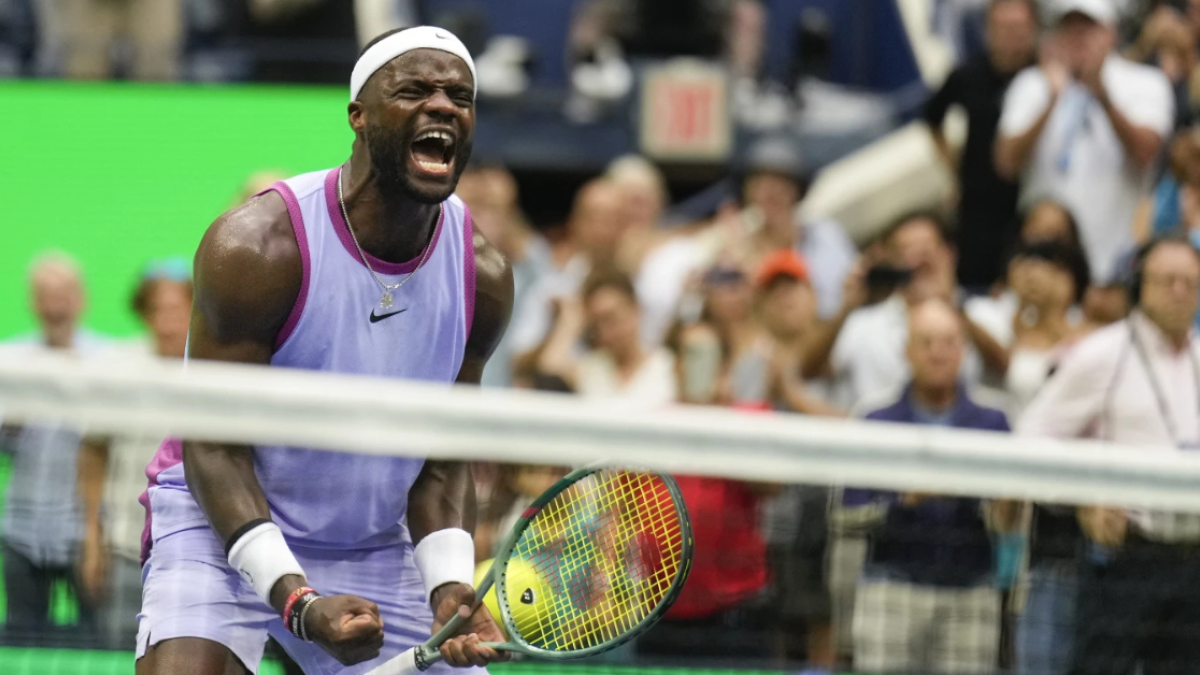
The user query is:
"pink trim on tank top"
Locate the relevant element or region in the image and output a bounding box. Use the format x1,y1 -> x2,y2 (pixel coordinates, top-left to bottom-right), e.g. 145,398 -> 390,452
323,167 -> 445,275
464,205 -> 476,338
139,438 -> 184,564
269,181 -> 311,350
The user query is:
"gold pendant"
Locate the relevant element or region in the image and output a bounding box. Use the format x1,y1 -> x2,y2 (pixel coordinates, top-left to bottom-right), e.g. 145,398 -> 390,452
380,291 -> 394,310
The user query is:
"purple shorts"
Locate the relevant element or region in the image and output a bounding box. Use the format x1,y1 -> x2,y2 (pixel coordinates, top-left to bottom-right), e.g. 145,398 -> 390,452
136,526 -> 487,675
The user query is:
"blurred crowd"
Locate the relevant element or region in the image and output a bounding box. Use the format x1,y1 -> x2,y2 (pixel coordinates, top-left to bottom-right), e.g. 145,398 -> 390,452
0,0 -> 804,109
8,0 -> 1200,674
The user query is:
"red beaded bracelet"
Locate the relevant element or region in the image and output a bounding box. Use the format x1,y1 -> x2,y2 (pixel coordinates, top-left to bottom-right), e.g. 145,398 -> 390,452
282,586 -> 317,625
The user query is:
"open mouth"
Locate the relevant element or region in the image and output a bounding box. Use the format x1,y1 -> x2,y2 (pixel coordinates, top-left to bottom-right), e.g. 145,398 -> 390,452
410,129 -> 456,177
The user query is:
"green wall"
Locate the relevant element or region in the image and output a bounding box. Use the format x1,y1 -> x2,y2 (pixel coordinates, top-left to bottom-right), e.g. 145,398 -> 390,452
0,82 -> 354,340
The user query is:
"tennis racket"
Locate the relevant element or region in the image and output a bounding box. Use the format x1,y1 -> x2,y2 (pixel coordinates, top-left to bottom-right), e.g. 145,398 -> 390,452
366,466 -> 692,674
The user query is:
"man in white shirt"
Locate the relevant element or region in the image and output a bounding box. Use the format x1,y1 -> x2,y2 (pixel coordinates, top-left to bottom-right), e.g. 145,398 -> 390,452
1019,237 -> 1200,675
995,0 -> 1173,283
801,213 -> 1002,409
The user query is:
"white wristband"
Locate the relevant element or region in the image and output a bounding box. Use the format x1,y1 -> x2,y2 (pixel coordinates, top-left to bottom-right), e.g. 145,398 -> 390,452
227,522 -> 305,605
413,528 -> 476,603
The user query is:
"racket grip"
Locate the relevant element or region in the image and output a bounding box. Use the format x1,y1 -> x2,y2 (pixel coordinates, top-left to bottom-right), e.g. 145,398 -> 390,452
364,647 -> 424,675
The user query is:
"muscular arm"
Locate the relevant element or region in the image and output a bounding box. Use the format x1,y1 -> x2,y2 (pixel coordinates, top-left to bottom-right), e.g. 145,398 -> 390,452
409,226 -> 514,552
181,191 -> 305,613
409,225 -> 514,656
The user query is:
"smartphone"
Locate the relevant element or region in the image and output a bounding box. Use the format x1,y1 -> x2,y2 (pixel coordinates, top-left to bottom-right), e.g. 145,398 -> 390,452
866,265 -> 913,292
682,337 -> 723,403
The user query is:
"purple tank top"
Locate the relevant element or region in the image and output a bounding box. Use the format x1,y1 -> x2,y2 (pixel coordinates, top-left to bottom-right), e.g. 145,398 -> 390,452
140,167 -> 475,557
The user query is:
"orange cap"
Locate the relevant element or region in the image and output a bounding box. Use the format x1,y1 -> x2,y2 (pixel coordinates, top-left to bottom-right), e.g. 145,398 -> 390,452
755,250 -> 810,288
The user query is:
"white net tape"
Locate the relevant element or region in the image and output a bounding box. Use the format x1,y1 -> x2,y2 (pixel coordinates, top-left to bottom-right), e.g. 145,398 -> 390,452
3,352 -> 1200,512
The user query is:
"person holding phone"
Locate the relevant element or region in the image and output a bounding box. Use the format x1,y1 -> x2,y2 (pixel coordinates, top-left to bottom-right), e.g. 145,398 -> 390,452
800,213 -> 1005,410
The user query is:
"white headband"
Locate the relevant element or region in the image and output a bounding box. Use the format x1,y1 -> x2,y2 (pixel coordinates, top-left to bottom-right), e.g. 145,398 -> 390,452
350,26 -> 477,102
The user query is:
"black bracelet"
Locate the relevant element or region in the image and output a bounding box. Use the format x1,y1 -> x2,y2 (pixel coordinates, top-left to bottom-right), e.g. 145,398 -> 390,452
224,518 -> 274,557
288,590 -> 320,642
297,594 -> 319,642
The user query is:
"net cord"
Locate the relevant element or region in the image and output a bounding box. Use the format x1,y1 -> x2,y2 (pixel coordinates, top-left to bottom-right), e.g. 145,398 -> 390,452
3,353 -> 1200,512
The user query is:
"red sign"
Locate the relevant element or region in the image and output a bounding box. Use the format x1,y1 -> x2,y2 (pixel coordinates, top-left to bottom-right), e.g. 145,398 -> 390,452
640,61 -> 731,163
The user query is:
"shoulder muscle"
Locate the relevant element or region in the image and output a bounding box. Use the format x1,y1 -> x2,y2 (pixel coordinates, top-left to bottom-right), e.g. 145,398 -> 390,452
191,191 -> 302,363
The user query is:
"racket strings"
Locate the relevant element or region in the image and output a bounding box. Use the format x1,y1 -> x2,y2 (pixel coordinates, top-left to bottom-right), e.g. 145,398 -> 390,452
507,469 -> 685,652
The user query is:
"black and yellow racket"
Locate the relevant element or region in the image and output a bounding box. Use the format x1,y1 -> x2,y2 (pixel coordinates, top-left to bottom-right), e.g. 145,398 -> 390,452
367,466 -> 692,674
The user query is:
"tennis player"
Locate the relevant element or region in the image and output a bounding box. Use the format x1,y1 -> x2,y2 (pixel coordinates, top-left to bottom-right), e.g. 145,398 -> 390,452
135,27 -> 514,675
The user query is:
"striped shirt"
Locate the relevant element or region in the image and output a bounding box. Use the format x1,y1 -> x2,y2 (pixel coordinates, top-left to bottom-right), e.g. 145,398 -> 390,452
0,422 -> 84,565
0,334 -> 105,566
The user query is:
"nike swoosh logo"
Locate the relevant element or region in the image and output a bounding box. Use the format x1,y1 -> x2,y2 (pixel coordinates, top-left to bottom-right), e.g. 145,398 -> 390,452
369,308 -> 407,323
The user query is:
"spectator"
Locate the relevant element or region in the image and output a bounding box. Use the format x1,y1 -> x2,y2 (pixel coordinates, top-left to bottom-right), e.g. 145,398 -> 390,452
747,252 -> 841,667
455,162 -> 552,388
0,253 -> 102,646
801,213 -> 1000,409
36,0 -> 181,80
754,251 -> 844,416
1157,17 -> 1200,125
1008,242 -> 1090,412
925,0 -> 1039,290
508,179 -> 627,360
966,241 -> 1091,415
76,260 -> 191,650
536,268 -> 677,406
602,155 -> 700,348
845,299 -> 1014,675
675,262 -> 762,406
1018,236 -> 1200,675
1079,283 -> 1130,329
674,253 -> 840,415
995,0 -> 1174,284
639,259 -> 775,660
1130,5 -> 1200,126
608,154 -> 669,243
1137,126 -> 1200,241
636,471 -> 775,660
738,137 -> 858,321
1020,199 -> 1084,248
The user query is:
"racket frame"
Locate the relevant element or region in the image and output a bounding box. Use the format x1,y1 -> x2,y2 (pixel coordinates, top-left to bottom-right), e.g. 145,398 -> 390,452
488,465 -> 693,660
400,466 -> 692,670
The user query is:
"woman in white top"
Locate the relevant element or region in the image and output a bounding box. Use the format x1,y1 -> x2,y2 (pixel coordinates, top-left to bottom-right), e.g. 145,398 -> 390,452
536,267 -> 677,406
969,241 -> 1091,416
1005,242 -> 1090,413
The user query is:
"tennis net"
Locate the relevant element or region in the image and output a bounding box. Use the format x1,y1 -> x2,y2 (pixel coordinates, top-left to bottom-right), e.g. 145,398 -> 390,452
1,352 -> 1200,674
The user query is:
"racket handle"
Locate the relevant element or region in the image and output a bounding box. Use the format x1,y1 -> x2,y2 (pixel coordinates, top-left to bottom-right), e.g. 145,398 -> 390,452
364,646 -> 438,675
